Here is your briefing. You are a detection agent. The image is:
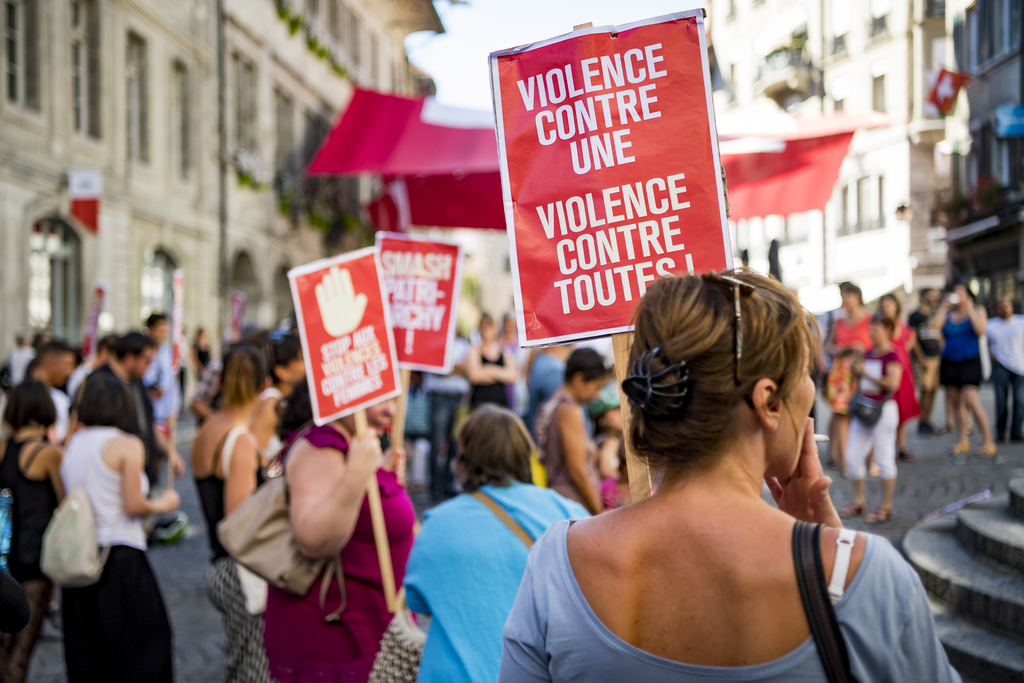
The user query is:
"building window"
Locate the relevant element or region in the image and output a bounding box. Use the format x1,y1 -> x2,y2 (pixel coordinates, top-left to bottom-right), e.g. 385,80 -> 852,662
857,177 -> 871,229
29,220 -> 81,340
876,175 -> 884,225
1013,0 -> 1024,49
274,88 -> 294,172
830,0 -> 849,56
328,0 -> 341,43
302,109 -> 328,166
305,0 -> 318,20
870,0 -> 890,37
5,0 -> 38,110
233,54 -> 257,153
126,33 -> 149,162
727,0 -> 736,19
171,61 -> 190,179
140,248 -> 176,320
872,74 -> 886,113
840,185 -> 851,234
349,8 -> 360,68
369,32 -> 379,85
71,0 -> 99,136
728,63 -> 736,102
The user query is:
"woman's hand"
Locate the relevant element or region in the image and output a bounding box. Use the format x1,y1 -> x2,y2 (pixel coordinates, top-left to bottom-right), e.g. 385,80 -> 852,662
347,431 -> 383,481
850,360 -> 864,377
382,446 -> 406,486
154,489 -> 181,514
765,419 -> 842,529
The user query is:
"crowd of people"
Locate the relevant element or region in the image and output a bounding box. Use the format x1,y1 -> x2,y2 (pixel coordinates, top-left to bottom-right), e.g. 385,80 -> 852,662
1,269 -> 1010,682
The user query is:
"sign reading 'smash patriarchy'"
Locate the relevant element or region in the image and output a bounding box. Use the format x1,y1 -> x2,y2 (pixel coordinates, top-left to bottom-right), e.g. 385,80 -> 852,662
289,247 -> 401,425
376,233 -> 464,373
490,10 -> 731,346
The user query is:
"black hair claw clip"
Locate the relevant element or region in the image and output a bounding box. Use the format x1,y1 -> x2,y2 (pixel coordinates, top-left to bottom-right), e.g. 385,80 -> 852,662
621,347 -> 692,418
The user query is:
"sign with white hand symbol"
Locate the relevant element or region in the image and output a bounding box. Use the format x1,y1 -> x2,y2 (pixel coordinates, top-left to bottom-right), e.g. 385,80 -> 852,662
289,247 -> 401,425
376,232 -> 464,373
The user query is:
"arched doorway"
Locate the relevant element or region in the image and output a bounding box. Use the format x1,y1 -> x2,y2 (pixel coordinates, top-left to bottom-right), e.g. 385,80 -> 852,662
274,264 -> 292,325
28,219 -> 82,341
140,248 -> 177,321
230,251 -> 261,324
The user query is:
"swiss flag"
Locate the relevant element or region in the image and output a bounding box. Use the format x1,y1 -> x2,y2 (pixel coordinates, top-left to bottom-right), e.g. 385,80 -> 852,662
928,68 -> 970,115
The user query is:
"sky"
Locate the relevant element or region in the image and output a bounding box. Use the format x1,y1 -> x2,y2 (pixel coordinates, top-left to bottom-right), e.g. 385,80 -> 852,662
405,0 -> 704,112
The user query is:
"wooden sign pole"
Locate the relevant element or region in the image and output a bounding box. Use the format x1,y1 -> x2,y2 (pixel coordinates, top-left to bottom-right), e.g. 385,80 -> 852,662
612,333 -> 652,503
389,368 -> 412,451
355,409 -> 397,613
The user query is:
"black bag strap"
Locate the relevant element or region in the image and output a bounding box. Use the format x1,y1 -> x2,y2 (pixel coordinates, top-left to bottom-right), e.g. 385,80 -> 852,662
792,521 -> 855,683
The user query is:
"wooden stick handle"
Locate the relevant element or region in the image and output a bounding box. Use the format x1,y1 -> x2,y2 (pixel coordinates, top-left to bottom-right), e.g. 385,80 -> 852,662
612,333 -> 652,503
354,409 -> 397,613
390,368 -> 412,450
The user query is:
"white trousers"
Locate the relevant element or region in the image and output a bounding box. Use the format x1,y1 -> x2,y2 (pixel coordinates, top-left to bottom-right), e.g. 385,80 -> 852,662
845,400 -> 899,480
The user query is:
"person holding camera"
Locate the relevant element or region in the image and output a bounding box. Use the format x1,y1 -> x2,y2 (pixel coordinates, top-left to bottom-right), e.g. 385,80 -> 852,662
931,284 -> 996,456
841,315 -> 903,524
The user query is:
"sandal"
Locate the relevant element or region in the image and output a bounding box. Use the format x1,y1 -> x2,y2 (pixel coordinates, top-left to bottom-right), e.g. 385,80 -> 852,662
974,443 -> 997,457
840,502 -> 866,518
865,507 -> 894,524
897,450 -> 916,462
951,441 -> 971,456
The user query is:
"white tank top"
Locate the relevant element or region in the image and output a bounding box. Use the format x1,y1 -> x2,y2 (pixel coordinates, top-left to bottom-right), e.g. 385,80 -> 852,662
61,427 -> 149,551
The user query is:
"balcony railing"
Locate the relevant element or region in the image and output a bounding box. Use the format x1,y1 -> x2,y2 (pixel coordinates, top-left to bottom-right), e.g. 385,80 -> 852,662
869,14 -> 888,38
757,47 -> 815,106
831,34 -> 847,56
926,0 -> 945,18
837,218 -> 886,237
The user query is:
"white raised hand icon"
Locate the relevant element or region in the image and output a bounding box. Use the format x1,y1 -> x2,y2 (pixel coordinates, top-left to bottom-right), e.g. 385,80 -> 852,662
315,266 -> 368,338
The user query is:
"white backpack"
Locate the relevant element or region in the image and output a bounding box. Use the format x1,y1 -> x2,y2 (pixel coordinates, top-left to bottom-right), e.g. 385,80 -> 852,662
41,457 -> 109,587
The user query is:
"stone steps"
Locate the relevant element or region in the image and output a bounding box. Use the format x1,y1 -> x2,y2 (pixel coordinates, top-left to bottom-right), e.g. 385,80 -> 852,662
930,601 -> 1024,683
1011,478 -> 1024,521
904,516 -> 1024,635
957,495 -> 1024,573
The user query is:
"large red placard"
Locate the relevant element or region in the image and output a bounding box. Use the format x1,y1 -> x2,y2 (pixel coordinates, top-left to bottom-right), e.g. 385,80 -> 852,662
289,247 -> 401,425
490,10 -> 731,346
376,232 -> 464,373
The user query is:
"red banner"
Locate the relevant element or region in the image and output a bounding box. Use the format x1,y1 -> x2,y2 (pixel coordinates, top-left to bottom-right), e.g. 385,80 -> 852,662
490,11 -> 730,346
80,283 -> 106,359
170,269 -> 184,372
229,291 -> 247,343
289,247 -> 401,425
376,233 -> 464,373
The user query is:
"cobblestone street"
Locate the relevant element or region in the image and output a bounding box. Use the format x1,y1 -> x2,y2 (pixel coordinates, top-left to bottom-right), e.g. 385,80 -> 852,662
24,387 -> 1024,682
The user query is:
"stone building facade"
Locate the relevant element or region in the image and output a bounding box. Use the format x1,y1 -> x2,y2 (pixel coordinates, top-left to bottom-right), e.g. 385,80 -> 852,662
0,0 -> 441,350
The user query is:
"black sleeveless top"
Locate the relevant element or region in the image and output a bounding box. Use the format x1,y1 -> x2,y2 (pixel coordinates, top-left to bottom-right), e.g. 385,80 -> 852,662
195,430 -> 264,560
471,350 -> 510,408
0,439 -> 59,581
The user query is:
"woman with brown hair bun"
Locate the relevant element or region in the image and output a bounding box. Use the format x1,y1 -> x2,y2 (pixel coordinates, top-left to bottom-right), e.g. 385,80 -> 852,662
499,270 -> 958,683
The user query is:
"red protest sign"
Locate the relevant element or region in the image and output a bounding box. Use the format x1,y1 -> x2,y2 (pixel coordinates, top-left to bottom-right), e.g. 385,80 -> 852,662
376,232 -> 464,373
490,10 -> 731,346
289,247 -> 401,425
80,282 -> 106,359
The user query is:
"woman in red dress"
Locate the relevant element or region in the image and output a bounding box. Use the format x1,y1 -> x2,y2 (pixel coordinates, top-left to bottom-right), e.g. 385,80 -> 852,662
880,294 -> 921,460
825,283 -> 872,468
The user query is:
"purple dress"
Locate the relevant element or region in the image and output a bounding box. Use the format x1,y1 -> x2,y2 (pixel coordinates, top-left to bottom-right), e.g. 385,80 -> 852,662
263,426 -> 416,682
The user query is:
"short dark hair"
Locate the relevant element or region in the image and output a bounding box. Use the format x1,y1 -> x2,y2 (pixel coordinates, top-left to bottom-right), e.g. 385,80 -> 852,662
221,343 -> 268,408
97,335 -> 120,354
454,405 -> 533,491
919,288 -> 936,301
36,341 -> 75,363
278,378 -> 312,440
146,313 -> 168,329
3,380 -> 56,430
564,347 -> 609,384
116,332 -> 157,359
77,372 -> 137,433
871,313 -> 896,335
267,332 -> 302,375
838,281 -> 863,304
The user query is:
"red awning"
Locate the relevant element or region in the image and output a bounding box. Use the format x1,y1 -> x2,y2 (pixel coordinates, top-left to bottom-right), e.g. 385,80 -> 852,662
721,133 -> 855,220
310,88 -> 886,229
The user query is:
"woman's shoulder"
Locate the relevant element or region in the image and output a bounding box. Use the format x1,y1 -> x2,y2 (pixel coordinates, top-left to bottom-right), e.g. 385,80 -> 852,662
839,532 -> 922,617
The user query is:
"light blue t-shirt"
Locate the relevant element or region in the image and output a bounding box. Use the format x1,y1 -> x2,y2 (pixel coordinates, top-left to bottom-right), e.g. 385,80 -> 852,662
499,521 -> 961,683
404,484 -> 589,683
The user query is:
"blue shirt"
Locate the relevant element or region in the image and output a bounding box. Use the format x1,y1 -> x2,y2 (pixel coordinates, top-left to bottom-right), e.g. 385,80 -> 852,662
404,484 -> 589,683
499,521 -> 960,683
528,354 -> 565,432
942,316 -> 981,362
143,343 -> 180,422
